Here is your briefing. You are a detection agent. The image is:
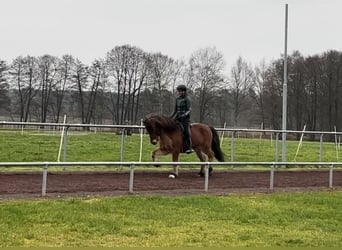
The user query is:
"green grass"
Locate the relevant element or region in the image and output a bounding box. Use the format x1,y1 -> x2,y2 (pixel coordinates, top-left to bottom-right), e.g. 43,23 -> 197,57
0,129 -> 340,165
1,130 -> 342,247
0,129 -> 341,174
0,192 -> 342,247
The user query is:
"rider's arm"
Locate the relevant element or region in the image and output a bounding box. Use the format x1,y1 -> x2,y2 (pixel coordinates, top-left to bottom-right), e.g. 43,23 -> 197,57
170,100 -> 177,118
183,97 -> 191,117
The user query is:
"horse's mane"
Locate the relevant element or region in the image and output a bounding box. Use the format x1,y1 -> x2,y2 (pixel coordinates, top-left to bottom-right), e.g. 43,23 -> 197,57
144,114 -> 181,132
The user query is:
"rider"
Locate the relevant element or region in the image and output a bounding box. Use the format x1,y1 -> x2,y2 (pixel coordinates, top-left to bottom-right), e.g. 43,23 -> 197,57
170,84 -> 194,154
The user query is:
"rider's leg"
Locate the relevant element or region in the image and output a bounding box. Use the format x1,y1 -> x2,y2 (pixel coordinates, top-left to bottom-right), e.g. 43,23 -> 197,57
182,120 -> 193,153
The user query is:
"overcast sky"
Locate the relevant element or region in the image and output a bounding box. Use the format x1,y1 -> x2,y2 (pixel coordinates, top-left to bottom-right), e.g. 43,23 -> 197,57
1,0 -> 341,69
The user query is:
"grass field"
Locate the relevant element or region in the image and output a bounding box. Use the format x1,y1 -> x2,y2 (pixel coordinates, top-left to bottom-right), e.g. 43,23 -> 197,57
1,129 -> 342,247
0,129 -> 340,165
1,192 -> 342,247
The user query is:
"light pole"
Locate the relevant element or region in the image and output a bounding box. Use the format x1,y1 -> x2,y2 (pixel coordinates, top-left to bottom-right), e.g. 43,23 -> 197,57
282,4 -> 289,164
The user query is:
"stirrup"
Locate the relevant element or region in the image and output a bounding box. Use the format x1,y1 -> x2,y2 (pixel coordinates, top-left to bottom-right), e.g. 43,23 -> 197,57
185,148 -> 194,154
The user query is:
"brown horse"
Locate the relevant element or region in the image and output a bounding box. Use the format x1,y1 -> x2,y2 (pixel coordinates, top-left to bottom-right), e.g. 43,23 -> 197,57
143,114 -> 225,178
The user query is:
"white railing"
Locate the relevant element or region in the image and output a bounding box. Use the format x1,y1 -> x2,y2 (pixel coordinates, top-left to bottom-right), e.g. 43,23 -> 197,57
1,120 -> 342,163
1,121 -> 342,196
0,161 -> 341,196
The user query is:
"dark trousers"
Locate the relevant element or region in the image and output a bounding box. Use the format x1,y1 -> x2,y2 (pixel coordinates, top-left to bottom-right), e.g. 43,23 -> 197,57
178,118 -> 192,149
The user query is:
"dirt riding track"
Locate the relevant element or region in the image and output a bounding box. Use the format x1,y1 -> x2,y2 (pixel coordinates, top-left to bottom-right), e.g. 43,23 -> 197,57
1,169 -> 342,199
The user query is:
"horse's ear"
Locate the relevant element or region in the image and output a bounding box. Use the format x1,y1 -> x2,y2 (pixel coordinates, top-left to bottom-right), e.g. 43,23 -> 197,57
142,114 -> 153,125
144,113 -> 154,120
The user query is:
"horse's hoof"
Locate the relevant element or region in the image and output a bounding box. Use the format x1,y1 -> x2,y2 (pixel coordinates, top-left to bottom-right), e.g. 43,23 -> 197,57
168,173 -> 177,179
209,167 -> 213,176
198,167 -> 213,177
198,172 -> 205,177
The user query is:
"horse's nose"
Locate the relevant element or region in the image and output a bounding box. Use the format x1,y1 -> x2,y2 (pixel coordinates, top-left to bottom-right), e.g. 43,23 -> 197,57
152,139 -> 157,145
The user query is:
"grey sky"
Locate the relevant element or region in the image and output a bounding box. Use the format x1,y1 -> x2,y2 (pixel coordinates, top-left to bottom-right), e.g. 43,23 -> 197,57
1,0 -> 341,68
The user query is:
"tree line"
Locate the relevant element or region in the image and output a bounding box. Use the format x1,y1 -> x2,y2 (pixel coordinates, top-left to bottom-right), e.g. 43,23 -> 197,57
0,45 -> 342,134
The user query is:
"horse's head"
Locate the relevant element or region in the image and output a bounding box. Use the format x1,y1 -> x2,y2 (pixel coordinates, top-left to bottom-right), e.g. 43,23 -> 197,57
143,114 -> 180,145
143,115 -> 161,145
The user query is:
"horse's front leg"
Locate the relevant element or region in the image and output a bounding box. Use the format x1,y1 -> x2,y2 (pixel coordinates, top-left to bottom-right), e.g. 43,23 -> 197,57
152,148 -> 160,167
168,152 -> 180,179
152,148 -> 169,167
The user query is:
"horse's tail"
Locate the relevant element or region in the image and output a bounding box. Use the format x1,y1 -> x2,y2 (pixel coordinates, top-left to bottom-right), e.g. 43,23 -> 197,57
210,126 -> 225,162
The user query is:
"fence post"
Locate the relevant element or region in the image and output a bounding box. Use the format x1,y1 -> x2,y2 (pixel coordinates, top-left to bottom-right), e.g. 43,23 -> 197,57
129,163 -> 135,193
62,127 -> 69,171
319,134 -> 324,167
270,163 -> 275,190
329,164 -> 333,189
275,133 -> 279,162
63,126 -> 69,162
231,131 -> 236,166
204,163 -> 209,192
120,128 -> 126,167
139,119 -> 144,162
42,163 -> 48,196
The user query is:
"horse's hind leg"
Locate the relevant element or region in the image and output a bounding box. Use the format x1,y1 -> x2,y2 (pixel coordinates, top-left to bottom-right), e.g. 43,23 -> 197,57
195,150 -> 207,177
196,148 -> 214,177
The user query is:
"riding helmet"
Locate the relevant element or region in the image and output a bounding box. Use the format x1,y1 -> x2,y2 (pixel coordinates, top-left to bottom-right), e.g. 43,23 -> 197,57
176,84 -> 187,91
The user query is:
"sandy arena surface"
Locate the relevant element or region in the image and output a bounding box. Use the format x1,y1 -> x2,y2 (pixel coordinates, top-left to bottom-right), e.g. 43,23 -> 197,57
1,169 -> 342,199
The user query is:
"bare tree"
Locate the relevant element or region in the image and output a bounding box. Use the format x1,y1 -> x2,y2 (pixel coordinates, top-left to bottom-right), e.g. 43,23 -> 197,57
0,60 -> 9,114
71,59 -> 89,124
186,47 -> 226,123
36,55 -> 59,123
8,56 -> 40,122
106,45 -> 148,124
320,50 -> 342,132
228,56 -> 254,126
50,55 -> 75,123
253,60 -> 270,129
261,59 -> 283,130
86,59 -> 106,124
303,55 -> 324,138
287,51 -> 307,133
146,53 -> 184,115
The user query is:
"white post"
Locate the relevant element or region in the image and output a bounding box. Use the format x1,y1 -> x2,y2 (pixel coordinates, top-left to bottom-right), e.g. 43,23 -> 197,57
334,126 -> 339,161
120,130 -> 125,169
259,122 -> 263,150
293,125 -> 306,161
42,164 -> 48,196
204,163 -> 209,192
139,119 -> 144,162
129,163 -> 135,193
220,122 -> 226,147
329,165 -> 333,189
57,115 -> 67,162
282,4 -> 289,166
270,163 -> 275,190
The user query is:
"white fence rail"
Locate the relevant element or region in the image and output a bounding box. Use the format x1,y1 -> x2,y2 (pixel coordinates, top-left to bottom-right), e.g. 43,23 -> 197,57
1,121 -> 342,196
2,120 -> 342,163
0,161 -> 341,196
